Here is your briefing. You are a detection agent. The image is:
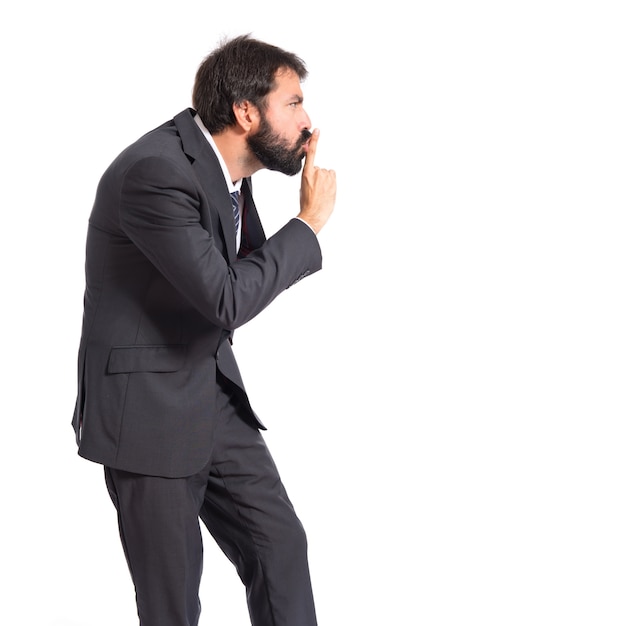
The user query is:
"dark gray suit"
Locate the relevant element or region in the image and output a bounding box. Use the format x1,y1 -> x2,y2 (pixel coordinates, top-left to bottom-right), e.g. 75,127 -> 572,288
72,109 -> 321,625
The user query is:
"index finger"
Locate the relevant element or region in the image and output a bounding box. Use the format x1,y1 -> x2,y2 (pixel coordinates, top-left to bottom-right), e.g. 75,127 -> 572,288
303,128 -> 320,176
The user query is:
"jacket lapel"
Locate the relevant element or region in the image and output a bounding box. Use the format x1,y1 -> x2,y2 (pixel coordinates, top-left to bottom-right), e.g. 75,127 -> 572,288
239,178 -> 266,257
173,109 -> 238,262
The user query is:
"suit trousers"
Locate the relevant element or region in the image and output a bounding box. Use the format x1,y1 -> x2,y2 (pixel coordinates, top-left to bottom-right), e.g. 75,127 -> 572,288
104,379 -> 317,626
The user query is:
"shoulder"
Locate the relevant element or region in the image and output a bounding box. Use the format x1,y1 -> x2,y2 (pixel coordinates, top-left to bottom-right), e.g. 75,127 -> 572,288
101,116 -> 192,183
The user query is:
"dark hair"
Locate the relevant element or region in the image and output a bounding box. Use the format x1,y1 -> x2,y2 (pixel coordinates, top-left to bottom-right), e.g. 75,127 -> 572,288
192,34 -> 308,134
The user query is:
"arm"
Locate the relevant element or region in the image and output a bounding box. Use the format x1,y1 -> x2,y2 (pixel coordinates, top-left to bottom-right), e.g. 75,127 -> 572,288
119,156 -> 322,330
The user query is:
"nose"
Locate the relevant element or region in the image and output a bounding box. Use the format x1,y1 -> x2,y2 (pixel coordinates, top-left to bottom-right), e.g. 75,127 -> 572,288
300,108 -> 312,131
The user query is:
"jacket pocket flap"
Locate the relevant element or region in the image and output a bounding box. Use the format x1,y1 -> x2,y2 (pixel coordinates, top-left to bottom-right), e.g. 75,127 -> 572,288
107,345 -> 187,374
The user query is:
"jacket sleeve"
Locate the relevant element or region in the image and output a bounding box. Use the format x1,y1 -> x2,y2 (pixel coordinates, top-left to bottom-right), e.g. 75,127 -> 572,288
118,155 -> 322,330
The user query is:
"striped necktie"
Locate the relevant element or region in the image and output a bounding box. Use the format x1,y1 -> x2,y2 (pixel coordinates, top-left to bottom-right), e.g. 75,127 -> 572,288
230,191 -> 240,234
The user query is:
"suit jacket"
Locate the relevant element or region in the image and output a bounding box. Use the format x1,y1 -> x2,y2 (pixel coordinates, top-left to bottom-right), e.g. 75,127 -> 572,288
72,108 -> 322,478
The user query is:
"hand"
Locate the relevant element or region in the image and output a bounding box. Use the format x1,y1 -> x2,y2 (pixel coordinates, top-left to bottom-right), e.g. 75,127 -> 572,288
298,129 -> 336,234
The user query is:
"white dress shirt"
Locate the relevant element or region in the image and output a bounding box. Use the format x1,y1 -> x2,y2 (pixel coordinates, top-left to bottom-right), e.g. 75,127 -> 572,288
194,114 -> 243,248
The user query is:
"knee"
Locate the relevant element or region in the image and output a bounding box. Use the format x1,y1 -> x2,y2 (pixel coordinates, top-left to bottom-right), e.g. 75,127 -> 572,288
273,513 -> 309,559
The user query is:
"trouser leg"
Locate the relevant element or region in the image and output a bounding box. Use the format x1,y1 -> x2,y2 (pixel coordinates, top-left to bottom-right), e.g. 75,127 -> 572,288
200,388 -> 317,626
104,465 -> 209,626
103,380 -> 317,626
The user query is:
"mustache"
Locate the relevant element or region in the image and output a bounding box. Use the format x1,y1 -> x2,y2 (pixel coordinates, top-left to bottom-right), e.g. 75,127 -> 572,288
298,129 -> 312,147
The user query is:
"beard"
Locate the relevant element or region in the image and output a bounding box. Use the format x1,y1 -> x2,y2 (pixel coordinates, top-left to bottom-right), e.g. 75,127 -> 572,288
247,113 -> 312,176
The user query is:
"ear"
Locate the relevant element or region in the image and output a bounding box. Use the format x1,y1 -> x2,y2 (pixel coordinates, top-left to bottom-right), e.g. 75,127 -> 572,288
232,100 -> 260,132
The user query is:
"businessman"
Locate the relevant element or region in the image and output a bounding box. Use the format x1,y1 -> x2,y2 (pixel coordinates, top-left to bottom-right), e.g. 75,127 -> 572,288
72,34 -> 336,626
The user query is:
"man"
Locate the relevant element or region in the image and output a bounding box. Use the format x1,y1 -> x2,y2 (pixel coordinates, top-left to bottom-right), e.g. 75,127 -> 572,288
72,34 -> 336,626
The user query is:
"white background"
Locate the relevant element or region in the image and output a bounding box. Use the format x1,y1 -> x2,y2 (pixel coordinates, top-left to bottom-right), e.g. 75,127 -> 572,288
1,1 -> 625,624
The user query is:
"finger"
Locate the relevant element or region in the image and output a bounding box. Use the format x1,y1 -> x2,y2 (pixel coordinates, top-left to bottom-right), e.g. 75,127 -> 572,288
302,128 -> 320,176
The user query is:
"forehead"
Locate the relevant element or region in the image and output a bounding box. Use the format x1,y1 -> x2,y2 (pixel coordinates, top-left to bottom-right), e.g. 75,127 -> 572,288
269,68 -> 303,99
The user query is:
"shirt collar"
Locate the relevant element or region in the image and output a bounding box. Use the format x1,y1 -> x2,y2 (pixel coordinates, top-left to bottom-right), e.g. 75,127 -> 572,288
194,114 -> 242,194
